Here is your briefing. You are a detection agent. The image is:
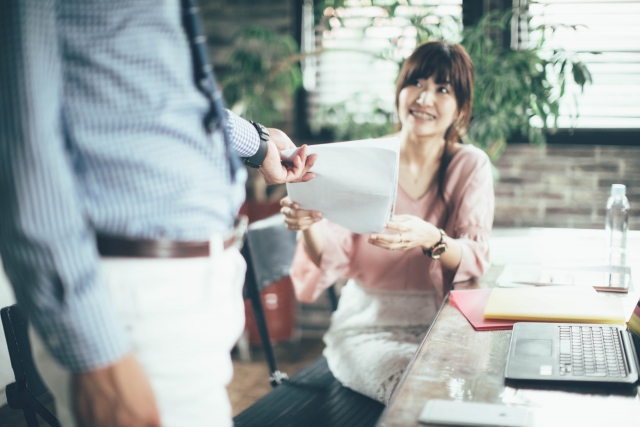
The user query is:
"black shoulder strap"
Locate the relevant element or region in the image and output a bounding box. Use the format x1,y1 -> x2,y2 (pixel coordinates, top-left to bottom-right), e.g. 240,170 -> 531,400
181,0 -> 240,180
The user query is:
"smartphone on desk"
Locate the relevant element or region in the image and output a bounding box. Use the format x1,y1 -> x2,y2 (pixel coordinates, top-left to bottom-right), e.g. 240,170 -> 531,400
418,399 -> 531,427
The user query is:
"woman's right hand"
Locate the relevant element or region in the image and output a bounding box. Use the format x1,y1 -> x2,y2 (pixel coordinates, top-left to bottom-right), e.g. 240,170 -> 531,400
280,197 -> 322,231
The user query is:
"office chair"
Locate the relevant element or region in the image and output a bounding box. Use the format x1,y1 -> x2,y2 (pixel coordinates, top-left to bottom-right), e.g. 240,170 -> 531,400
241,214 -> 297,386
2,304 -> 61,427
235,214 -> 384,427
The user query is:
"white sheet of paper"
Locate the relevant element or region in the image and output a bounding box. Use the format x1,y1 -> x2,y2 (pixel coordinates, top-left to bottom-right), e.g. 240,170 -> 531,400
283,137 -> 400,234
497,264 -> 631,291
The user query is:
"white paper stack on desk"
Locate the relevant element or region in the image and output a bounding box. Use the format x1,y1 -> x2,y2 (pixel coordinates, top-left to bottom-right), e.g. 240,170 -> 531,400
493,264 -> 639,324
283,137 -> 400,235
496,264 -> 632,293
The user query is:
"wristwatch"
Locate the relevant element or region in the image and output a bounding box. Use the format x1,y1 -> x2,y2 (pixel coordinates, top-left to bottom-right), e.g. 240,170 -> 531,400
422,229 -> 448,259
242,121 -> 270,169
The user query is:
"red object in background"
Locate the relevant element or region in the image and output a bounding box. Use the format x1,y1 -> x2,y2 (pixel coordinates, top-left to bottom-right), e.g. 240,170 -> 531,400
241,199 -> 296,346
238,199 -> 282,223
244,277 -> 296,346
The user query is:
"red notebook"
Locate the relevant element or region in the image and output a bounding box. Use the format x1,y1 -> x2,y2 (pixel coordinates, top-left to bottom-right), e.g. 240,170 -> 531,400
449,289 -> 515,331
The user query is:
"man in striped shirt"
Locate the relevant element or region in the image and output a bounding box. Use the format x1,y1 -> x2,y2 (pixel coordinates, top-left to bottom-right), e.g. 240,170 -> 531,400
0,1 -> 315,426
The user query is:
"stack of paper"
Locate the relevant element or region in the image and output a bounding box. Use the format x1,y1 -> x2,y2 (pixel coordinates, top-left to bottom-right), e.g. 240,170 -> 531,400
483,287 -> 626,325
496,264 -> 631,293
283,138 -> 400,234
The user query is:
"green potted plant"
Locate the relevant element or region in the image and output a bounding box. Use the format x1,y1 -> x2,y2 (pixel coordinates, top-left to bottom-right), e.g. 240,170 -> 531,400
218,27 -> 303,208
461,10 -> 592,160
219,27 -> 302,126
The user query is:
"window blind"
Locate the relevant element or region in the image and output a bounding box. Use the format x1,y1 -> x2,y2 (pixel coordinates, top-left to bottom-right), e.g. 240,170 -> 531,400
523,0 -> 640,129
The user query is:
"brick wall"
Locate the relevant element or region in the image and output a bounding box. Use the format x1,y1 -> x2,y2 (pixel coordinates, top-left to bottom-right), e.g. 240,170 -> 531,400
494,144 -> 640,230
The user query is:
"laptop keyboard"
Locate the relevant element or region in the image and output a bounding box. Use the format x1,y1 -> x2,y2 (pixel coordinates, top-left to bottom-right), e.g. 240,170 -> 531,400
558,326 -> 628,378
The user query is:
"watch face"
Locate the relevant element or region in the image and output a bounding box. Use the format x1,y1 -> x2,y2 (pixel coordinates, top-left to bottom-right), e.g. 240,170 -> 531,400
431,243 -> 447,259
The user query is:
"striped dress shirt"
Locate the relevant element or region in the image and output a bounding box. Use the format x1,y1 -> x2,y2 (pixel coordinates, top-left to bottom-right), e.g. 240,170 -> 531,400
0,0 -> 259,371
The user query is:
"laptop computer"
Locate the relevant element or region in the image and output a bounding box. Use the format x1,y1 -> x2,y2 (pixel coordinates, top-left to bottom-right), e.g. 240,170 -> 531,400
505,322 -> 640,384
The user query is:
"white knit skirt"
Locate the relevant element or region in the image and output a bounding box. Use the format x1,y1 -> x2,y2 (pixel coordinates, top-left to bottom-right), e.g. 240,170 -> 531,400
322,279 -> 440,404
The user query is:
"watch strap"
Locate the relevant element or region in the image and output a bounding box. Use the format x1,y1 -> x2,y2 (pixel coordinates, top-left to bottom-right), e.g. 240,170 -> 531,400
242,121 -> 270,168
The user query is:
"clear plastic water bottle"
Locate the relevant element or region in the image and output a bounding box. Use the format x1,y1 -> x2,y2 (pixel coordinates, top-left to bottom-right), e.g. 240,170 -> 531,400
605,184 -> 630,265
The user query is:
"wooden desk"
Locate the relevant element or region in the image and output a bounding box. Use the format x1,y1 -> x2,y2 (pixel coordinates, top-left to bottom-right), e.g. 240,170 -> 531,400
377,228 -> 640,427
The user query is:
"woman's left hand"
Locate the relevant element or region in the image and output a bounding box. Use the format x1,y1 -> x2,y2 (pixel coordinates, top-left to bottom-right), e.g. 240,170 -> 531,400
368,214 -> 441,252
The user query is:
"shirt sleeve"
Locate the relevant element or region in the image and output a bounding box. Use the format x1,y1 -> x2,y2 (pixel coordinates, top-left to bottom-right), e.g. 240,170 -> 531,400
449,150 -> 495,284
290,221 -> 355,303
0,1 -> 130,372
225,110 -> 260,158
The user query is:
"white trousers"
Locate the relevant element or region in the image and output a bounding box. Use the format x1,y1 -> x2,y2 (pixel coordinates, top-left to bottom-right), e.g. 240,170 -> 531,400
30,237 -> 247,427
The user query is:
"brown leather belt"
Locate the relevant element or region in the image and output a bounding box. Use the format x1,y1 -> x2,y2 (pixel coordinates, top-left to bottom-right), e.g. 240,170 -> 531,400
97,216 -> 248,258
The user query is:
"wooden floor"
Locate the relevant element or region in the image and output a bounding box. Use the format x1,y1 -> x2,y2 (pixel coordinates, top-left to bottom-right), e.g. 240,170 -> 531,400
0,338 -> 325,427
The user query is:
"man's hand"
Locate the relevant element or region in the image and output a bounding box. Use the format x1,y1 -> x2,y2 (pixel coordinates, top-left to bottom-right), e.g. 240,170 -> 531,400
73,353 -> 161,427
258,128 -> 317,185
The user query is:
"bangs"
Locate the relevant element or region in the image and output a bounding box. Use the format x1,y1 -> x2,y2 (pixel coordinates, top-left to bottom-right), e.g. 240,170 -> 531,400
394,41 -> 474,142
403,47 -> 453,87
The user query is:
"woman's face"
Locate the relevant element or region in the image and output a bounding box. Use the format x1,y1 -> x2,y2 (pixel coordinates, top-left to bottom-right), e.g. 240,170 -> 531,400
398,75 -> 458,140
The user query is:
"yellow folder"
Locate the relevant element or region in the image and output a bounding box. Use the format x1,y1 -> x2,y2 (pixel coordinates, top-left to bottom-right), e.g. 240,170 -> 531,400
483,287 -> 625,325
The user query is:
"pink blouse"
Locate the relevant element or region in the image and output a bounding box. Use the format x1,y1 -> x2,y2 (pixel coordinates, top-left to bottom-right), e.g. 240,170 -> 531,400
290,144 -> 495,303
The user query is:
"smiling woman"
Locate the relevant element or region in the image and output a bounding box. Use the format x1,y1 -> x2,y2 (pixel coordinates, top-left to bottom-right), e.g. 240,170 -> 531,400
396,42 -> 473,141
280,40 -> 495,404
394,42 -> 474,203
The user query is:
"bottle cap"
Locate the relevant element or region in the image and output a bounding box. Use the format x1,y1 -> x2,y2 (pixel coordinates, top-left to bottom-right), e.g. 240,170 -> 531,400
611,184 -> 626,196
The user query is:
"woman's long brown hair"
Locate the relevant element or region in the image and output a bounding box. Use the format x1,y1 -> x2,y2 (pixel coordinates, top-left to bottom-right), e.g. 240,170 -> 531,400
395,41 -> 474,219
